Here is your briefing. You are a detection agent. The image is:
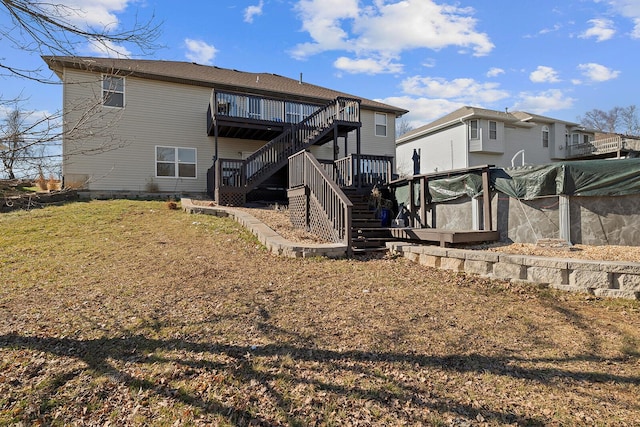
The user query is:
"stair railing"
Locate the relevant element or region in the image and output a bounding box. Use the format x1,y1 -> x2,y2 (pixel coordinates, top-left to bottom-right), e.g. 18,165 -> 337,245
334,154 -> 394,187
289,150 -> 353,255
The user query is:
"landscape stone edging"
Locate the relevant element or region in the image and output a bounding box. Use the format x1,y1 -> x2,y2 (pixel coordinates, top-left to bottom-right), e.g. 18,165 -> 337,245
181,198 -> 348,259
387,242 -> 640,301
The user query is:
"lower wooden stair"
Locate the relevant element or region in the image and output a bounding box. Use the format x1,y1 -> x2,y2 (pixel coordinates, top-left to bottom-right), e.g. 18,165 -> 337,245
343,188 -> 394,254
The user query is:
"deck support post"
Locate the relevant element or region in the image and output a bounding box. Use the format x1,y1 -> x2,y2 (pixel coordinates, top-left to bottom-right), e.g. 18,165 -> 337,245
559,195 -> 571,244
419,177 -> 427,228
409,178 -> 416,227
482,167 -> 492,231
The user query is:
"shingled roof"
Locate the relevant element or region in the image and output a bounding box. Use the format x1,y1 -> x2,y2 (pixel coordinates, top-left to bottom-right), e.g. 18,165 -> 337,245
397,106 -> 580,144
43,56 -> 408,116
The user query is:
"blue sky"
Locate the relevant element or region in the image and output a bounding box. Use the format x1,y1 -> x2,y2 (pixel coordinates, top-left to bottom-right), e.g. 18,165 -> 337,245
1,0 -> 639,130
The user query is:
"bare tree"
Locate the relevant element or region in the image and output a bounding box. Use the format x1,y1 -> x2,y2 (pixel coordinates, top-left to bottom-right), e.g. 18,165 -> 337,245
1,0 -> 161,81
579,105 -> 640,136
0,1 -> 161,179
0,105 -> 60,179
396,117 -> 415,138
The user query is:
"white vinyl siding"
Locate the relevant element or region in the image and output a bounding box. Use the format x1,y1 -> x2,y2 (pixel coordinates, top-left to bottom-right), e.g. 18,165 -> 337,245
102,75 -> 124,108
62,69 -> 216,192
375,113 -> 387,137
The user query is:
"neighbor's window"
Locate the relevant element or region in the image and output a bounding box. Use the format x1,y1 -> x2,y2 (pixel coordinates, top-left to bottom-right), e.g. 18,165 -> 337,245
469,119 -> 479,139
542,126 -> 549,148
375,113 -> 387,137
489,121 -> 497,139
156,146 -> 196,178
102,75 -> 124,108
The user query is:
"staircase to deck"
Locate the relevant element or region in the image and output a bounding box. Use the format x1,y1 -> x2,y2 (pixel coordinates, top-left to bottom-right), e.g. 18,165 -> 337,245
214,97 -> 360,206
343,188 -> 394,254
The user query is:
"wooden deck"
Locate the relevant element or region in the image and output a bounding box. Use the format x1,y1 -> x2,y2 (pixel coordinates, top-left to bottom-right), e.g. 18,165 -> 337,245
389,227 -> 500,247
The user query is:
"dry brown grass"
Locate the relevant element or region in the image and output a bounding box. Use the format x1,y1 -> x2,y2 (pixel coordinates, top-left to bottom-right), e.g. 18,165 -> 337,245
1,200 -> 639,426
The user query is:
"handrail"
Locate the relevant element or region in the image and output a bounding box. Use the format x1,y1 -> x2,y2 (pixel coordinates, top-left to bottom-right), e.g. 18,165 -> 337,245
218,97 -> 361,194
568,135 -> 622,158
211,90 -> 321,124
289,150 -> 353,252
334,153 -> 394,187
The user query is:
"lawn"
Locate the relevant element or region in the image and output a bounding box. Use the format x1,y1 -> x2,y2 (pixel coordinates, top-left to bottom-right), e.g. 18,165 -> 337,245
1,200 -> 639,426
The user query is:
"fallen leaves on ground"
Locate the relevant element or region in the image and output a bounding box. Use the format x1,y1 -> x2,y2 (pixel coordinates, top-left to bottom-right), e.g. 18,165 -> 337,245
1,200 -> 639,426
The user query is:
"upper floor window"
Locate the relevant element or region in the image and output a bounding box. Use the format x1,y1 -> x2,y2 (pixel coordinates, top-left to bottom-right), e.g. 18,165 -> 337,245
489,121 -> 497,139
469,120 -> 479,139
156,146 -> 196,178
542,126 -> 549,148
375,113 -> 387,137
103,75 -> 124,108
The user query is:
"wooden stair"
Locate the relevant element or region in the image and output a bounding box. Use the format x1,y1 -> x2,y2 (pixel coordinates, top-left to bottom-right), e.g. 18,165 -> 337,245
343,188 -> 394,254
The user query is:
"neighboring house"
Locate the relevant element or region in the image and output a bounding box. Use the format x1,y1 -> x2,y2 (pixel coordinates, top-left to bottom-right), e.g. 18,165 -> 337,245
395,106 -> 633,176
43,56 -> 407,202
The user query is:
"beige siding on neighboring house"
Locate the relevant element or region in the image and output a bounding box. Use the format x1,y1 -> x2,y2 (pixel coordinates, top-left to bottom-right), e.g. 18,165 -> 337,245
63,69 -> 215,193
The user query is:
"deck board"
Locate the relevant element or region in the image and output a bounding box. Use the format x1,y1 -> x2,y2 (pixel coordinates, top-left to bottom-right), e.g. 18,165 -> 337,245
389,228 -> 500,247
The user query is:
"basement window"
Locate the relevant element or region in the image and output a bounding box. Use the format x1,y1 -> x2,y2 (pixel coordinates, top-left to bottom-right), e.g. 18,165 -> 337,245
156,146 -> 197,178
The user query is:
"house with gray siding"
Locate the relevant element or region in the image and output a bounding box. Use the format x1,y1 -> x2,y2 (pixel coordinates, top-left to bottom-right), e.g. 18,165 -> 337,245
43,56 -> 407,204
395,106 -> 632,176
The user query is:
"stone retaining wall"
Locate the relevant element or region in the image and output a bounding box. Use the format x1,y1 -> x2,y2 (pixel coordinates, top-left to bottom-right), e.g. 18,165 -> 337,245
387,242 -> 640,300
181,198 -> 348,259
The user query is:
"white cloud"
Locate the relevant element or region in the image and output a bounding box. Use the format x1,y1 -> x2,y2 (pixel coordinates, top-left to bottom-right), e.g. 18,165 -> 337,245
291,0 -> 494,73
512,89 -> 575,114
577,62 -> 620,82
376,96 -> 465,128
334,56 -> 403,74
580,18 -> 616,41
48,1 -> 136,57
87,39 -> 131,58
184,39 -> 218,65
244,1 -> 264,23
599,1 -> 640,37
400,76 -> 509,104
529,66 -> 561,83
486,67 -> 505,78
55,0 -> 130,28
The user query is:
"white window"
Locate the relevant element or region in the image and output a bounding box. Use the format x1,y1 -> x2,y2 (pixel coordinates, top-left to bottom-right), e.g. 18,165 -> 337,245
102,75 -> 124,108
489,121 -> 497,139
375,113 -> 387,137
156,146 -> 196,178
469,120 -> 479,139
572,133 -> 580,145
542,126 -> 549,148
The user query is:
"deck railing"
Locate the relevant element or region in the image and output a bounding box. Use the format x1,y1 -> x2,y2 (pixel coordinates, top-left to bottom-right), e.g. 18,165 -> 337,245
211,90 -> 322,124
333,154 -> 394,187
289,150 -> 353,252
216,97 -> 361,199
568,135 -> 623,158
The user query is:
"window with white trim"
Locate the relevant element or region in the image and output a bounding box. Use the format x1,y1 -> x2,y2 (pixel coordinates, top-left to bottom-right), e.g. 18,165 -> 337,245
489,121 -> 497,139
156,146 -> 197,178
375,113 -> 387,137
542,126 -> 549,148
102,75 -> 124,108
469,119 -> 479,139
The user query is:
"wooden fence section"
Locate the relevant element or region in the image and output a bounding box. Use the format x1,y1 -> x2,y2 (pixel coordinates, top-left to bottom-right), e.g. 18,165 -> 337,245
288,151 -> 353,255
